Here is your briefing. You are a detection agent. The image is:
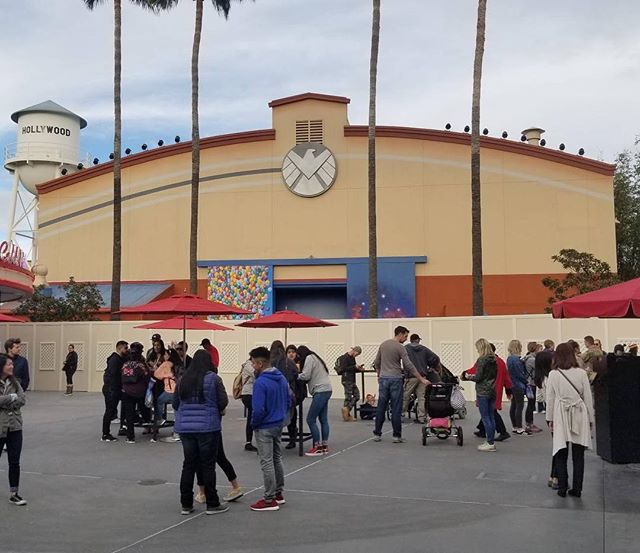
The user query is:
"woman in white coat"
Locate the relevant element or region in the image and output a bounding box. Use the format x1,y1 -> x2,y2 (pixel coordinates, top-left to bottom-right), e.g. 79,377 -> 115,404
546,343 -> 594,498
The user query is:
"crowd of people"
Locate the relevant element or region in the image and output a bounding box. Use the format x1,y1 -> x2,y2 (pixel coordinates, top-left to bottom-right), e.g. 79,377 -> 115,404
0,327 -> 619,511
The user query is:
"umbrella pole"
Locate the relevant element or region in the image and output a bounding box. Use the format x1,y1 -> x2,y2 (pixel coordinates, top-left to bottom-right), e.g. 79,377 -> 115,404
183,315 -> 186,347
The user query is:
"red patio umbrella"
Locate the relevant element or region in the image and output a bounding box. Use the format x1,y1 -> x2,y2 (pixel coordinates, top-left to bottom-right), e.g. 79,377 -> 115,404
135,316 -> 233,332
119,294 -> 251,343
236,309 -> 337,345
0,314 -> 25,323
552,278 -> 640,318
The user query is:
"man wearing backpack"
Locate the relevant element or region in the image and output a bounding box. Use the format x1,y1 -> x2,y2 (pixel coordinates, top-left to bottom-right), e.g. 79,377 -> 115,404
335,346 -> 363,421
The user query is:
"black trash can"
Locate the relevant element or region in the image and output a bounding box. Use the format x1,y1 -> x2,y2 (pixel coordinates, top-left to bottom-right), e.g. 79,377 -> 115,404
595,354 -> 640,464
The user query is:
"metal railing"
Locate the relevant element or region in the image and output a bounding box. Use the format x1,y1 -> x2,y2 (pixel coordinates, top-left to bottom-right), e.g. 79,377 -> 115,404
4,142 -> 91,166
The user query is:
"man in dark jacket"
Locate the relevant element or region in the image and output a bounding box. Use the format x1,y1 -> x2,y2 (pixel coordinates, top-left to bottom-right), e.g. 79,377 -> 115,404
336,346 -> 363,421
101,341 -> 128,442
403,334 -> 440,423
4,338 -> 30,391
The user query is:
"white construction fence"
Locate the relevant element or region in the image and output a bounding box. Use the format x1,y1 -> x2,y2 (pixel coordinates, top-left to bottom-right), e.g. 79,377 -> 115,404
2,314 -> 637,398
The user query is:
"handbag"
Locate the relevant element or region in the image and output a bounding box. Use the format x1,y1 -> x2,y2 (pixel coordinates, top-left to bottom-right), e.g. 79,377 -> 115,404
450,386 -> 466,410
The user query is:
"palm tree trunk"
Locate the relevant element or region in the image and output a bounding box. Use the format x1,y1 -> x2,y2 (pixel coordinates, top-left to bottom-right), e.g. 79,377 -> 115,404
110,0 -> 122,320
189,0 -> 203,295
471,0 -> 487,316
368,0 -> 381,319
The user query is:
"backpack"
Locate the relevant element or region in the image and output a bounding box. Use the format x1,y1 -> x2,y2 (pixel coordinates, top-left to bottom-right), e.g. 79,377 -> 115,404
334,354 -> 345,376
232,366 -> 245,400
121,361 -> 140,384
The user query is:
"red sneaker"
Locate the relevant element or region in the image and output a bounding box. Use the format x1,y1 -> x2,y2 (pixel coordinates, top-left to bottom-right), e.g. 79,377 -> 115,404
304,446 -> 324,457
250,498 -> 279,512
275,492 -> 286,505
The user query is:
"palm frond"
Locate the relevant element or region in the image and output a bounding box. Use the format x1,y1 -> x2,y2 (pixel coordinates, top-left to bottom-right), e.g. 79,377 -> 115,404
209,0 -> 253,19
81,0 -> 107,9
130,0 -> 179,12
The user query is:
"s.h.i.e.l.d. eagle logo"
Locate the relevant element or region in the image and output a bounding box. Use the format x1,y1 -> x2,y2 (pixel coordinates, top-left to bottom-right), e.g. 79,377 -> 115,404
282,142 -> 337,197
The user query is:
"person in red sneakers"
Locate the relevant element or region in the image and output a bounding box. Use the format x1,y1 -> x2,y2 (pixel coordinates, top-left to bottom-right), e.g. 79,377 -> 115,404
249,347 -> 291,512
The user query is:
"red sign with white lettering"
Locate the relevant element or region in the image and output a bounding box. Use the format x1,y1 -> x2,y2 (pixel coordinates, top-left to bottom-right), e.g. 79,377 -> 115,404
0,241 -> 27,269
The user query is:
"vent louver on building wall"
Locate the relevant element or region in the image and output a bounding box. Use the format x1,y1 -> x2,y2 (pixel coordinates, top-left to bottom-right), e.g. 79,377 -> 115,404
296,120 -> 323,144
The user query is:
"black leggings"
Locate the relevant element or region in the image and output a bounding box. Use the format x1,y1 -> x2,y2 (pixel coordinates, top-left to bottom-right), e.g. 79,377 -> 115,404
525,387 -> 536,425
241,395 -> 253,444
64,370 -> 75,385
509,390 -> 525,428
197,432 -> 237,484
555,443 -> 586,492
0,430 -> 22,492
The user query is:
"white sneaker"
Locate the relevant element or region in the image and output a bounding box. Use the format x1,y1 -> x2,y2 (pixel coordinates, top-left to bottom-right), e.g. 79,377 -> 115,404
477,442 -> 496,452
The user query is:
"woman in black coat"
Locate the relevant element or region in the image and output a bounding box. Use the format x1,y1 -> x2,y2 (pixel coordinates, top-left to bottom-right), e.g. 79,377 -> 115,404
63,344 -> 78,395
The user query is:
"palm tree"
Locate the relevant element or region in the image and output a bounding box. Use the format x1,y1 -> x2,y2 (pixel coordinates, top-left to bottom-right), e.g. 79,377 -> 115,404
83,0 -> 176,320
367,0 -> 381,318
188,0 -> 247,295
471,0 -> 488,316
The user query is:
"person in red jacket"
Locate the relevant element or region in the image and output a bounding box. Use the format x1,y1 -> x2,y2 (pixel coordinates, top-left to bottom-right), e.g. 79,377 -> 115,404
466,343 -> 512,442
201,339 -> 220,370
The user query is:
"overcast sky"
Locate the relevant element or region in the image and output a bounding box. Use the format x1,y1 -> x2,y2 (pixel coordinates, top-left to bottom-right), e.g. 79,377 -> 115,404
2,0 -> 640,241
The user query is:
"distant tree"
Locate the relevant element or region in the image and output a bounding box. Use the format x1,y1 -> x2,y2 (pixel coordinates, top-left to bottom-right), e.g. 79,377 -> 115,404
13,278 -> 103,322
613,145 -> 640,280
542,249 -> 619,309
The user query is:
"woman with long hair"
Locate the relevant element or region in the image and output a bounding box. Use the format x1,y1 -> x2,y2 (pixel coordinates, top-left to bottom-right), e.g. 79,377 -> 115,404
270,340 -> 300,450
463,338 -> 498,452
297,346 -> 333,456
522,342 -> 543,433
153,348 -> 181,427
506,340 -> 529,435
0,354 -> 27,506
546,343 -> 594,498
120,343 -> 151,444
173,350 -> 229,515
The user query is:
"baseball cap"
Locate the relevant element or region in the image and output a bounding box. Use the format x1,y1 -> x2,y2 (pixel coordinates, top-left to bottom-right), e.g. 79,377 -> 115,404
410,334 -> 421,342
351,346 -> 362,355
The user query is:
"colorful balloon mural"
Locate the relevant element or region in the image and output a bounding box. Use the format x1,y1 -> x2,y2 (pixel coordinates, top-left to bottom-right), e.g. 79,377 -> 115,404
207,265 -> 273,319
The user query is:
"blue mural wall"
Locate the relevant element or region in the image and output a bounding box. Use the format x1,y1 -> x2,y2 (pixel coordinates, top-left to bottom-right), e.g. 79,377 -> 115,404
347,260 -> 416,319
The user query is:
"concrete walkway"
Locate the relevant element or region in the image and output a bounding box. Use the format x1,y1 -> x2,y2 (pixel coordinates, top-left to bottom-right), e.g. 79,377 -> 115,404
0,392 -> 637,553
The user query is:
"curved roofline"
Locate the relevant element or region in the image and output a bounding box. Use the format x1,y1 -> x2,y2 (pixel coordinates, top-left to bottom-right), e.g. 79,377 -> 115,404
268,92 -> 351,108
11,100 -> 88,129
344,125 -> 615,176
37,122 -> 615,195
37,129 -> 276,194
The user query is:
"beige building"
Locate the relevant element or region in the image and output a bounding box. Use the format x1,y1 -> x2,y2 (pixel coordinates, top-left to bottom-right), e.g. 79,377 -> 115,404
35,92 -> 616,318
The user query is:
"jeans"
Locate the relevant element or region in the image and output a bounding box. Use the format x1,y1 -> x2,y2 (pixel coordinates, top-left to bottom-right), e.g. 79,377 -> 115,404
555,443 -> 586,493
374,377 -> 403,438
241,395 -> 253,444
509,389 -> 525,429
154,392 -> 174,422
180,431 -> 221,508
477,395 -> 496,444
342,381 -> 360,411
307,391 -> 332,445
0,430 -> 23,492
102,389 -> 120,436
402,378 -> 427,422
255,426 -> 284,501
477,410 -> 507,435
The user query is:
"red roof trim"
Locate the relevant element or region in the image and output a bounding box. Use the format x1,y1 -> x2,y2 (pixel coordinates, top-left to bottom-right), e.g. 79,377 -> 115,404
37,129 -> 276,195
0,259 -> 34,279
0,279 -> 33,295
268,92 -> 351,108
344,126 -> 615,176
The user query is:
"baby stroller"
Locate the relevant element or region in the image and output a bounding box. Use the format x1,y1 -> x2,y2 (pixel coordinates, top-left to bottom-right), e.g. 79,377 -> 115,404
421,382 -> 464,447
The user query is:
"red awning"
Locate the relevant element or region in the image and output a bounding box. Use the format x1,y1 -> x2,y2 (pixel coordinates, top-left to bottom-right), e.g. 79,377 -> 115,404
118,294 -> 251,316
552,278 -> 640,318
0,313 -> 25,323
135,316 -> 232,332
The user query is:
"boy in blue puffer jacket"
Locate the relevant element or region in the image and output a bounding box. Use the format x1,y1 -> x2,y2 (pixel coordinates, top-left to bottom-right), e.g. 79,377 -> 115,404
249,347 -> 291,512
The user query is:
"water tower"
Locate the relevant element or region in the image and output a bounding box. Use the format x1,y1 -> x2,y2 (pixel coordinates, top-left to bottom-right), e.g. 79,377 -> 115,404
3,100 -> 88,263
